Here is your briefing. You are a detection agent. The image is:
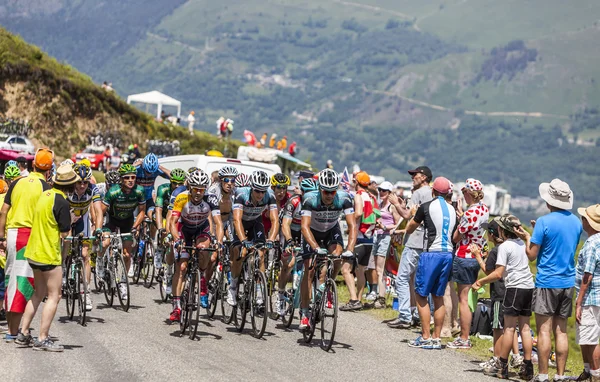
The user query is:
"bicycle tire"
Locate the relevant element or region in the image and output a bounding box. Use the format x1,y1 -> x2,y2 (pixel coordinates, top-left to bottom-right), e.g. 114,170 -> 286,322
115,254 -> 130,312
132,245 -> 143,285
78,263 -> 88,326
65,256 -> 76,320
302,284 -> 318,343
192,269 -> 203,340
206,262 -> 219,319
250,271 -> 268,339
267,264 -> 279,321
281,288 -> 295,328
103,269 -> 114,307
320,278 -> 338,351
234,279 -> 247,332
220,268 -> 234,324
180,277 -> 191,337
143,244 -> 155,288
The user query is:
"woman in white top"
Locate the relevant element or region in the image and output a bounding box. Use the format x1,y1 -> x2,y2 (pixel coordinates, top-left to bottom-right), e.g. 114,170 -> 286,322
472,214 -> 535,380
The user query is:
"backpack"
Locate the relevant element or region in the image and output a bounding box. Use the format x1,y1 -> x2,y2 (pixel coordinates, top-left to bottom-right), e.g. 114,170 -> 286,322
470,298 -> 493,336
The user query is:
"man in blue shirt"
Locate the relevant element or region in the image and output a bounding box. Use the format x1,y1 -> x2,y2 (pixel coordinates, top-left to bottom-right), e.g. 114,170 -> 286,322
515,179 -> 582,382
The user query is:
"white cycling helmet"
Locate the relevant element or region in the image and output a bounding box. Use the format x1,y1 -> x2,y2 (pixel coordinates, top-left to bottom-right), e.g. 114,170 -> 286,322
318,169 -> 340,191
60,159 -> 74,167
186,170 -> 210,188
250,170 -> 270,191
218,165 -> 238,178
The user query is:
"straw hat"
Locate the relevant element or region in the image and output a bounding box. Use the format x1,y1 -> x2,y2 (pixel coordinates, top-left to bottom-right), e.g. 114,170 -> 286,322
53,164 -> 80,186
578,204 -> 600,232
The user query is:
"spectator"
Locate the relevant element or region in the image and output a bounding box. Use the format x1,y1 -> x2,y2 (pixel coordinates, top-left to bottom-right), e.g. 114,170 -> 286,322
515,178 -> 582,382
277,136 -> 288,150
448,178 -> 489,350
406,177 -> 456,349
388,166 -> 433,329
0,148 -> 53,341
14,164 -> 77,351
187,111 -> 195,136
260,132 -> 268,147
16,156 -> 29,177
474,215 -> 535,380
269,133 -> 277,148
103,145 -> 112,172
368,181 -> 401,308
326,159 -> 334,170
288,142 -> 297,157
575,204 -> 600,381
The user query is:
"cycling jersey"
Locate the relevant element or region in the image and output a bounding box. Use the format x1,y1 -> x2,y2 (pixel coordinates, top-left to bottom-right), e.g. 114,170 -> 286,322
233,187 -> 277,222
282,194 -> 303,232
171,191 -> 220,228
68,183 -> 101,216
135,166 -> 167,200
301,190 -> 354,232
168,184 -> 187,210
103,185 -> 146,220
155,183 -> 174,218
262,191 -> 290,233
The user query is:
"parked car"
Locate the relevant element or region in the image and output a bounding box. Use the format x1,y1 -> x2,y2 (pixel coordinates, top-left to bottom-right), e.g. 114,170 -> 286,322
71,146 -> 107,171
0,134 -> 35,154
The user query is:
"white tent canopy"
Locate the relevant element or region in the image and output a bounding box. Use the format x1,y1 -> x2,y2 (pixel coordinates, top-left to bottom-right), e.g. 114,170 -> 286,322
126,90 -> 181,120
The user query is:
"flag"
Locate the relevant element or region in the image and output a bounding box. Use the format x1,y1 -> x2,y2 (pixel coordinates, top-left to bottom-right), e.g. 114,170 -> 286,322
340,167 -> 351,191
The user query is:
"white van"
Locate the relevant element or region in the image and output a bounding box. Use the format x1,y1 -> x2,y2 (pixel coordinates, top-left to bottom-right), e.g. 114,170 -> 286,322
156,154 -> 282,188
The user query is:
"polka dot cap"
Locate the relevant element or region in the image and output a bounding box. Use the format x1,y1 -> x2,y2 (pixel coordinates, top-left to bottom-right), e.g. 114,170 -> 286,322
464,178 -> 483,192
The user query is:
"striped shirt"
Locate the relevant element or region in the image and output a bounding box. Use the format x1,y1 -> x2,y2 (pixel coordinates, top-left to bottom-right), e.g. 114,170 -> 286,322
413,196 -> 456,252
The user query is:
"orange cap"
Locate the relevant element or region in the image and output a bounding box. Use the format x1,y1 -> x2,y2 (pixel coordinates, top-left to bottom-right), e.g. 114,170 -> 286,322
0,179 -> 8,193
33,148 -> 54,171
355,171 -> 370,187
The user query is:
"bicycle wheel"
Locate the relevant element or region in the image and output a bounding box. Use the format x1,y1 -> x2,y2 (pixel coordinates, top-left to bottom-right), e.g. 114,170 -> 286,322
64,256 -> 76,320
77,263 -> 88,326
103,267 -> 114,307
142,244 -> 155,288
220,268 -> 234,324
234,279 -> 247,332
206,262 -> 220,319
179,277 -> 192,337
281,288 -> 295,329
115,254 -> 131,312
320,278 -> 338,351
267,264 -> 279,321
302,284 -> 318,343
132,245 -> 143,285
192,269 -> 203,340
250,271 -> 268,339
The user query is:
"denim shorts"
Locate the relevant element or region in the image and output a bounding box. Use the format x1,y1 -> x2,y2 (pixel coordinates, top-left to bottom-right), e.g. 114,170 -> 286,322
451,256 -> 480,285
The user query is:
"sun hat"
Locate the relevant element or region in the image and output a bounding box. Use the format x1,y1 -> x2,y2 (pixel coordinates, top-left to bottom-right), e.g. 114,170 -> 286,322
407,166 -> 432,181
539,178 -> 573,210
496,214 -> 522,234
463,178 -> 483,192
53,164 -> 80,186
378,181 -> 394,192
432,176 -> 451,194
33,148 -> 54,171
355,171 -> 370,187
578,204 -> 600,232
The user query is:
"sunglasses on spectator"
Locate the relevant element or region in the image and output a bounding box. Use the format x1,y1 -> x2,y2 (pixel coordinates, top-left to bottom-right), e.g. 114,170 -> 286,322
322,190 -> 337,195
221,177 -> 235,184
378,188 -> 390,193
122,176 -> 136,180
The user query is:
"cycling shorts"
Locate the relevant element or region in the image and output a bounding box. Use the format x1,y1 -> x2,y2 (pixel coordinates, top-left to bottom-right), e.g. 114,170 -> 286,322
103,216 -> 134,235
72,212 -> 92,237
301,224 -> 343,260
177,222 -> 211,260
145,198 -> 156,212
231,219 -> 266,247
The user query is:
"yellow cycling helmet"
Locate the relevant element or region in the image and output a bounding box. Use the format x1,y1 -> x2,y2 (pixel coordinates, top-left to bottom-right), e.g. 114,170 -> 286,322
271,173 -> 290,187
78,158 -> 92,168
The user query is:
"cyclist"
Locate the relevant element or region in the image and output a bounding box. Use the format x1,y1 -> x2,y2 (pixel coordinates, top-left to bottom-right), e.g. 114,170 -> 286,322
235,172 -> 250,188
277,178 -> 319,316
4,165 -> 21,185
96,170 -> 121,200
67,164 -> 103,311
227,170 -> 279,306
76,159 -> 97,184
167,170 -> 222,322
207,165 -> 239,240
299,169 -> 357,330
154,168 -> 186,267
133,153 -> 171,223
97,164 -> 146,300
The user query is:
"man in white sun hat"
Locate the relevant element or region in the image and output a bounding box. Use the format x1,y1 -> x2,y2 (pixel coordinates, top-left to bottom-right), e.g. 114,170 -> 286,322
515,178 -> 582,382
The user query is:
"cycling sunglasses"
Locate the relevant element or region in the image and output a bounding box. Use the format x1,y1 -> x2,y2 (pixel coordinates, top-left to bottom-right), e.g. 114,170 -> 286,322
190,187 -> 206,192
221,177 -> 235,184
274,185 -> 287,190
77,180 -> 90,186
122,175 -> 136,180
322,190 -> 337,195
252,189 -> 267,194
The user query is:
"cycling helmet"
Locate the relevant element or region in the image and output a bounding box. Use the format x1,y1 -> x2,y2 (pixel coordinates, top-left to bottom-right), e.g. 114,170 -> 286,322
218,165 -> 238,179
271,173 -> 290,187
106,170 -> 120,186
142,153 -> 159,173
78,158 -> 91,168
318,169 -> 340,191
235,173 -> 250,188
4,165 -> 20,180
73,164 -> 92,181
118,163 -> 137,176
60,159 -> 74,167
300,178 -> 319,193
250,170 -> 270,191
6,160 -> 17,167
187,166 -> 198,173
170,168 -> 186,184
186,170 -> 210,188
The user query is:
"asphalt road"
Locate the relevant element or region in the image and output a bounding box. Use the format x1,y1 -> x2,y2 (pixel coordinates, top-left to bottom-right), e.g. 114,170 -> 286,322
1,280 -> 494,381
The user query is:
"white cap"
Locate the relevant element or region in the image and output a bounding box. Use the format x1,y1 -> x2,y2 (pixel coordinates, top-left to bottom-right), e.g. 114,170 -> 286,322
378,181 -> 394,192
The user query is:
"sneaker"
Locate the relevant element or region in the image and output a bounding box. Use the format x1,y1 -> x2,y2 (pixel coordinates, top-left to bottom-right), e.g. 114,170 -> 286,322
479,356 -> 498,369
446,337 -> 472,349
200,294 -> 208,309
226,287 -> 237,307
518,362 -> 534,381
169,308 -> 181,322
365,291 -> 377,302
0,324 -> 8,334
387,317 -> 412,329
85,293 -> 93,312
4,333 -> 17,343
339,300 -> 363,311
374,297 -> 386,309
425,338 -> 442,350
483,358 -> 508,379
510,353 -> 524,369
408,335 -> 433,348
32,338 -> 64,352
299,315 -> 310,330
277,293 -> 286,316
127,264 -> 134,277
530,374 -> 550,382
15,332 -> 34,346
118,283 -> 128,300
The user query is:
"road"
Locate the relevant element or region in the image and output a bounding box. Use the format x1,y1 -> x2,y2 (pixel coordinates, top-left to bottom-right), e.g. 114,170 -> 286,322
1,280 -> 493,381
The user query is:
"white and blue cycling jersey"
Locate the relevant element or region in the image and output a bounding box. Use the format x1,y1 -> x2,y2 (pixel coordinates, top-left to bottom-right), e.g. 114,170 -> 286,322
301,190 -> 354,232
233,187 -> 277,222
135,166 -> 168,200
